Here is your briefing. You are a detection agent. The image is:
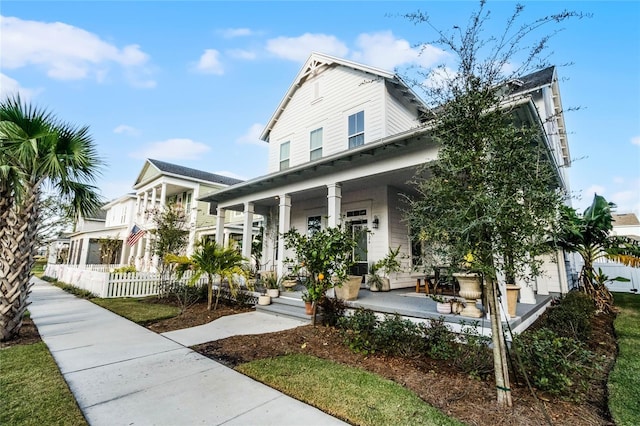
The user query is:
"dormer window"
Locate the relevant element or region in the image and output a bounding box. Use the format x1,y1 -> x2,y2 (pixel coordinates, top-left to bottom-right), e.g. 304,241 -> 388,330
310,128 -> 323,161
279,141 -> 290,171
348,111 -> 364,149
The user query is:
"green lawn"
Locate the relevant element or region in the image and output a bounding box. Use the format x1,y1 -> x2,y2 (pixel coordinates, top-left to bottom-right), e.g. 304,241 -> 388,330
238,354 -> 461,426
91,297 -> 180,324
0,342 -> 87,426
608,292 -> 640,425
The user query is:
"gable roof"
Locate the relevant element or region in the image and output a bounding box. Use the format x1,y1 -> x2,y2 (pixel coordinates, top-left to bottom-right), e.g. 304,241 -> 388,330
613,213 -> 640,226
134,159 -> 243,189
511,66 -> 556,94
260,52 -> 428,142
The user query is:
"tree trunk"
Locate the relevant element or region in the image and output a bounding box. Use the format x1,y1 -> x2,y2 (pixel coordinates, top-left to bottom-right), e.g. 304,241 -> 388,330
486,275 -> 513,407
1,185 -> 39,341
207,274 -> 213,311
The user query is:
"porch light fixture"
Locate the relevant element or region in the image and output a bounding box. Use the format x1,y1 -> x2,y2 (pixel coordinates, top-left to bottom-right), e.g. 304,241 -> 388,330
372,216 -> 379,229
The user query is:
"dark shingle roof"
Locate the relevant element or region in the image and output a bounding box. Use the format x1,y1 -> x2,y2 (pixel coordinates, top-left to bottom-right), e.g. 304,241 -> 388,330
512,66 -> 555,94
148,159 -> 243,186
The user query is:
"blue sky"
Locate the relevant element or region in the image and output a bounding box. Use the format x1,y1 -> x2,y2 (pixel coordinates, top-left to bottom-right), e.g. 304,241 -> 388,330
2,1 -> 639,215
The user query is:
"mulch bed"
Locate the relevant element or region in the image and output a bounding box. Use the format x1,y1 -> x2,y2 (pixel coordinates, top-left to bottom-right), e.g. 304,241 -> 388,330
3,297 -> 618,425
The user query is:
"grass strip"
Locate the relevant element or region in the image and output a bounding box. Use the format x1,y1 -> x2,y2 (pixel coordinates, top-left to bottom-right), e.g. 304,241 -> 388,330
91,297 -> 180,324
608,292 -> 640,425
237,353 -> 461,426
0,342 -> 87,426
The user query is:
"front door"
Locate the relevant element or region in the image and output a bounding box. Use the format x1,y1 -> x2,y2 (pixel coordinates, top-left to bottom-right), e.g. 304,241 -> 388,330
349,220 -> 368,276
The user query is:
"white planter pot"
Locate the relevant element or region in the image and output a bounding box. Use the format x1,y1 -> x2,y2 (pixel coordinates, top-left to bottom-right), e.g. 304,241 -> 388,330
436,302 -> 452,315
258,295 -> 271,305
267,288 -> 280,298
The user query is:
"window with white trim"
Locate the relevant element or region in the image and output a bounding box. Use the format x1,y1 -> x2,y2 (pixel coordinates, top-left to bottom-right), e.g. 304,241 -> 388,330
279,141 -> 290,171
310,128 -> 323,161
348,111 -> 364,149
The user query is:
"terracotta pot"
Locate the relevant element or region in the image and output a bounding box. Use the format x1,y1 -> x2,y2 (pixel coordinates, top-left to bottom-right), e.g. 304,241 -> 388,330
304,301 -> 313,315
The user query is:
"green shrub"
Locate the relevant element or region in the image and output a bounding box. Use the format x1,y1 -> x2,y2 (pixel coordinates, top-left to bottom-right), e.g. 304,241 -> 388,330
453,321 -> 493,379
419,317 -> 457,360
543,291 -> 595,342
112,265 -> 136,273
338,308 -> 379,354
375,314 -> 425,357
318,296 -> 346,327
513,328 -> 599,399
51,280 -> 96,298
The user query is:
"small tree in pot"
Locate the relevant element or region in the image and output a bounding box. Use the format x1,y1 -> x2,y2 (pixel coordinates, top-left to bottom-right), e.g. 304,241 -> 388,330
368,246 -> 403,292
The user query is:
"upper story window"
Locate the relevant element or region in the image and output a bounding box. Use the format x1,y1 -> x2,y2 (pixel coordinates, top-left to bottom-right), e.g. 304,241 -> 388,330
348,111 -> 364,149
310,128 -> 323,161
279,141 -> 290,171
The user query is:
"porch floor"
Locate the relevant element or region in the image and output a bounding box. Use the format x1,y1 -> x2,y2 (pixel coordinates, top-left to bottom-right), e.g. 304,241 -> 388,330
279,286 -> 554,335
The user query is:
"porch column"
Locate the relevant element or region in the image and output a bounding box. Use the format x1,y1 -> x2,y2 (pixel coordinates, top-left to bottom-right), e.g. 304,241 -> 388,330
142,191 -> 149,221
160,183 -> 167,208
242,202 -> 254,260
187,186 -> 199,256
215,207 -> 225,246
327,183 -> 342,227
135,194 -> 142,220
277,194 -> 291,278
150,186 -> 157,214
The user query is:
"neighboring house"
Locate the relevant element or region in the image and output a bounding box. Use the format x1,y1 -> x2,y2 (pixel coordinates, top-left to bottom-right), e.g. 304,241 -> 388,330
201,52 -> 573,298
65,159 -> 260,270
67,201 -> 110,265
612,213 -> 640,241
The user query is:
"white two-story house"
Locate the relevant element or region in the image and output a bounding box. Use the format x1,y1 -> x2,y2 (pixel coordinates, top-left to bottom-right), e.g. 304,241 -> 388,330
201,52 -> 572,297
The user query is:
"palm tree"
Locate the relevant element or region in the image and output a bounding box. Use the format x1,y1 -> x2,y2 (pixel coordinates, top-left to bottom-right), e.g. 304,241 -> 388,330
176,238 -> 248,311
556,194 -> 638,313
1,95 -> 103,341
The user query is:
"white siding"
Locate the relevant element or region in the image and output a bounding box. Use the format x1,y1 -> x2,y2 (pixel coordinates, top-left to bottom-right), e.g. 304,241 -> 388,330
267,66 -> 420,173
387,187 -> 414,289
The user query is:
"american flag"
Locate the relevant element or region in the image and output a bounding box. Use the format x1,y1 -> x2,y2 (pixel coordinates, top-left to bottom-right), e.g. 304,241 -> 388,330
126,225 -> 145,246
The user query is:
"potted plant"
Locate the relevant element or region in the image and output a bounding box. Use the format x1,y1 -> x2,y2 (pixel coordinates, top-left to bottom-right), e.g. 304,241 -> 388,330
301,291 -> 313,315
283,225 -> 359,325
368,246 -> 403,292
430,294 -> 452,314
263,273 -> 281,298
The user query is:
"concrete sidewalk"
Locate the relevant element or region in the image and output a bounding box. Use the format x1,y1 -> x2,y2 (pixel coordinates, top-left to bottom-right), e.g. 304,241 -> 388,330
28,278 -> 346,426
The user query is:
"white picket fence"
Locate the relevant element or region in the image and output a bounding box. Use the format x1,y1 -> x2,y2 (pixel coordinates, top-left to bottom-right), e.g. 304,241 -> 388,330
44,264 -> 208,298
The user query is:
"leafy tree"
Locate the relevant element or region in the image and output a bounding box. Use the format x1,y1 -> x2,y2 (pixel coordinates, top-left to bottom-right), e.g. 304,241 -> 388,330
98,236 -> 122,264
404,2 -> 583,406
283,225 -> 359,325
148,202 -> 189,296
556,194 -> 639,312
1,95 -> 103,341
36,193 -> 75,248
170,238 -> 248,311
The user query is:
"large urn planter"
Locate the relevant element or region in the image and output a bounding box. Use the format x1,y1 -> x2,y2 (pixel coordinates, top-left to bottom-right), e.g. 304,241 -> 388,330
334,275 -> 362,301
505,284 -> 520,318
454,272 -> 483,318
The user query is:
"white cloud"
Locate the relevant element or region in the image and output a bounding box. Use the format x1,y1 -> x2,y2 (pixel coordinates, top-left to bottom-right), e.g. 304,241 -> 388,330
351,31 -> 447,70
0,73 -> 40,100
113,124 -> 140,136
99,180 -> 134,201
584,184 -> 606,198
193,49 -> 224,75
631,135 -> 640,146
0,15 -> 155,87
227,49 -> 257,60
130,138 -> 211,160
266,33 -> 348,62
220,28 -> 254,38
613,176 -> 625,184
236,123 -> 266,146
422,66 -> 458,90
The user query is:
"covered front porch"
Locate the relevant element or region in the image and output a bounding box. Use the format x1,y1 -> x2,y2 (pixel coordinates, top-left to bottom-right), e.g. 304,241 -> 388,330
261,284 -> 554,336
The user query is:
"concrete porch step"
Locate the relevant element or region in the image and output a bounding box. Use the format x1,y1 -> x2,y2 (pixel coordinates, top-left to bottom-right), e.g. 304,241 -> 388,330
255,295 -> 311,322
